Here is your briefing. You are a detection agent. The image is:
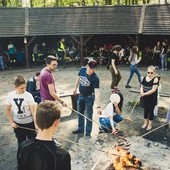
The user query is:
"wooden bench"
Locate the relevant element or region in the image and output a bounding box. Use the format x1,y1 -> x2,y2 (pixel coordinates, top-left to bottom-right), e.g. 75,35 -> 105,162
59,92 -> 79,110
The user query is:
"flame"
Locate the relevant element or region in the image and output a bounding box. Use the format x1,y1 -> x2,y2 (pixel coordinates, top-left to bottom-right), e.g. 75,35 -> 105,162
112,146 -> 142,170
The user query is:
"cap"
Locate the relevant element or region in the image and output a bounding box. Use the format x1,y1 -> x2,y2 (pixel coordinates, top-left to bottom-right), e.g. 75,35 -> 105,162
88,60 -> 97,69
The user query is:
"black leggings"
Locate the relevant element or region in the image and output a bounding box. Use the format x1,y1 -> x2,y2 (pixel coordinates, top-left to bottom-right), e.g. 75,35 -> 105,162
14,122 -> 36,146
143,103 -> 155,121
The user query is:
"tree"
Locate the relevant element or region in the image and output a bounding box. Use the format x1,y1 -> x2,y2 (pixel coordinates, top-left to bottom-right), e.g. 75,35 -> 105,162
2,0 -> 7,6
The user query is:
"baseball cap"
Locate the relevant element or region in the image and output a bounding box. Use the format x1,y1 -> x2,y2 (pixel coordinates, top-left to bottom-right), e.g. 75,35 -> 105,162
88,60 -> 97,69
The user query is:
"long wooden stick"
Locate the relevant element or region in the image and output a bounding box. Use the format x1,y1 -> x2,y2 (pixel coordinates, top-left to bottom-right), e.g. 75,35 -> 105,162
90,142 -> 117,170
129,90 -> 170,98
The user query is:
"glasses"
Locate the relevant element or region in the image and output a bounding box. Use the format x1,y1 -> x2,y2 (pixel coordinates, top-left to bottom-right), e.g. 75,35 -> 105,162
147,72 -> 153,74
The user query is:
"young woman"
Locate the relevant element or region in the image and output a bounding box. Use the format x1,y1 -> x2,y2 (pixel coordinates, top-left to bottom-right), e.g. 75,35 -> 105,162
5,76 -> 36,146
99,92 -> 124,135
140,66 -> 159,131
125,46 -> 141,88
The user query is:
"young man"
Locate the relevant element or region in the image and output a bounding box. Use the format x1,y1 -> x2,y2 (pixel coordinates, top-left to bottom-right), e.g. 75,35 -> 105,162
40,55 -> 66,106
27,72 -> 41,104
17,101 -> 71,170
73,60 -> 101,137
57,38 -> 66,68
40,55 -> 66,146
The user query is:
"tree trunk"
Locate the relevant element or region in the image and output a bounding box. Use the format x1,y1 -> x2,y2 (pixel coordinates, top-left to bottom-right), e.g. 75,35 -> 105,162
82,0 -> 85,6
105,0 -> 112,5
2,0 -> 7,6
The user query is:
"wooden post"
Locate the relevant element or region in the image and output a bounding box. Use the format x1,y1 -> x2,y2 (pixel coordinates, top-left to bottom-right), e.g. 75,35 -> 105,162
80,36 -> 84,65
24,37 -> 30,68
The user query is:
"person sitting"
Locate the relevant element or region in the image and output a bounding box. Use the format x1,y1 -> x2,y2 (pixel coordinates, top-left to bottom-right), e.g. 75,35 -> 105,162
99,92 -> 124,135
27,72 -> 41,103
17,100 -> 71,170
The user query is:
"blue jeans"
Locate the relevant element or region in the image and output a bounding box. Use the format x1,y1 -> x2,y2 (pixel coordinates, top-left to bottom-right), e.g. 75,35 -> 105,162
77,94 -> 95,135
160,53 -> 167,70
126,64 -> 141,85
99,115 -> 123,131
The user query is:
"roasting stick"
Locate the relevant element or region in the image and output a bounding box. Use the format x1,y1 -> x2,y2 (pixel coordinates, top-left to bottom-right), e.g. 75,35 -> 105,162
54,135 -> 118,157
90,142 -> 118,170
1,123 -> 118,156
123,96 -> 141,122
67,106 -> 112,133
129,122 -> 170,145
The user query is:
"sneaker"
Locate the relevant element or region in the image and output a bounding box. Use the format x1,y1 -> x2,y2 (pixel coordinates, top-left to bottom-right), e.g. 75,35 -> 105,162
165,68 -> 167,70
53,138 -> 62,147
72,129 -> 84,134
125,85 -> 132,88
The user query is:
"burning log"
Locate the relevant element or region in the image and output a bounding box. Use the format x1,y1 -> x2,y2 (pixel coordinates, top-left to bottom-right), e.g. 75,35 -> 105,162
106,147 -> 142,170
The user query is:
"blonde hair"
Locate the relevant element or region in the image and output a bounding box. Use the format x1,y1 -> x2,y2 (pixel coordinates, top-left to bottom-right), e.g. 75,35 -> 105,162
147,65 -> 156,72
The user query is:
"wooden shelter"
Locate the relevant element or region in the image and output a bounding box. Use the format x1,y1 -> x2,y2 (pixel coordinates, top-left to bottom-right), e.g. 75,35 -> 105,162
0,4 -> 170,67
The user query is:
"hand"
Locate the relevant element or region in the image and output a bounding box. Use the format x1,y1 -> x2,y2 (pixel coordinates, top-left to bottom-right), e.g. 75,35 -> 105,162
10,122 -> 18,129
111,129 -> 118,135
113,102 -> 118,107
140,92 -> 145,97
73,90 -> 77,95
115,70 -> 118,75
97,107 -> 102,115
62,102 -> 67,107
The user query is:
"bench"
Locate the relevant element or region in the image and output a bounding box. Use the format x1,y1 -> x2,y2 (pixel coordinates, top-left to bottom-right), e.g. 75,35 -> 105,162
59,92 -> 79,110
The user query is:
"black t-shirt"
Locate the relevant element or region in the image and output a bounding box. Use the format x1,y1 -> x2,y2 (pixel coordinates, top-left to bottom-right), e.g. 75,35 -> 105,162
142,76 -> 158,105
17,139 -> 71,170
110,52 -> 121,66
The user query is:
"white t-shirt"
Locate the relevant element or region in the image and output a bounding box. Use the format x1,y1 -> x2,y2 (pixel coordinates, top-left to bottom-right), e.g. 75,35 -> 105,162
100,102 -> 117,118
5,91 -> 35,124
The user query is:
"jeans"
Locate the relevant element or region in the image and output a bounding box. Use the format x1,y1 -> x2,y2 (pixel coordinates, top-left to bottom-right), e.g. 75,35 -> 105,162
160,53 -> 167,70
14,122 -> 36,146
99,114 -> 123,131
77,94 -> 95,135
126,64 -> 141,85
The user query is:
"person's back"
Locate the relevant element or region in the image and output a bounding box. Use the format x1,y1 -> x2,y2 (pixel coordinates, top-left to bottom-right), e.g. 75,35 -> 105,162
17,101 -> 71,170
27,72 -> 41,103
17,139 -> 71,170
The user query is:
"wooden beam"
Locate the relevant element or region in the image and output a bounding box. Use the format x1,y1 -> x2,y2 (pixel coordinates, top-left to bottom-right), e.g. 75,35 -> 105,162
25,36 -> 36,68
127,35 -> 136,45
83,35 -> 93,45
139,4 -> 146,34
70,35 -> 93,65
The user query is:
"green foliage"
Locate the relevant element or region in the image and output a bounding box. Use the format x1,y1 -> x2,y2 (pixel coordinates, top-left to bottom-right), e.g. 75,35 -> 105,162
0,0 -> 168,7
127,100 -> 140,107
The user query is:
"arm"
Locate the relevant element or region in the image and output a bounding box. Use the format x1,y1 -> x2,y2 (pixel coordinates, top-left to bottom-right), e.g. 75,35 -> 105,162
5,104 -> 18,128
94,88 -> 102,114
113,102 -> 122,114
109,116 -> 117,134
73,76 -> 80,94
29,103 -> 38,129
111,59 -> 118,74
48,83 -> 66,106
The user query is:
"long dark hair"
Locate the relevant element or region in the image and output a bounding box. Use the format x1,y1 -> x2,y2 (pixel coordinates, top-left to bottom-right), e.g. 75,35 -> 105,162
129,46 -> 138,62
